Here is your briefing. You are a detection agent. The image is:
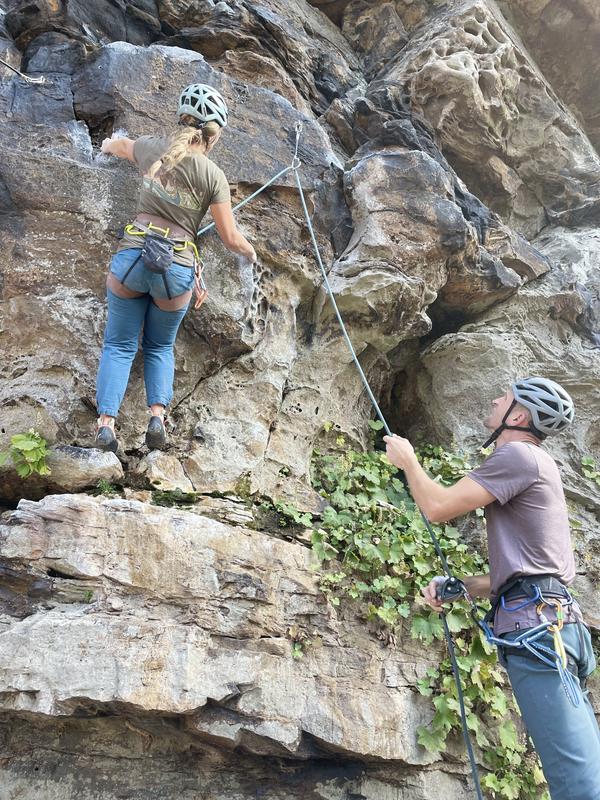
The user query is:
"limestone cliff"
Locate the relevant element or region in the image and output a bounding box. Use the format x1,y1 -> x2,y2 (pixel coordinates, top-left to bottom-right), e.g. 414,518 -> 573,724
0,1 -> 599,798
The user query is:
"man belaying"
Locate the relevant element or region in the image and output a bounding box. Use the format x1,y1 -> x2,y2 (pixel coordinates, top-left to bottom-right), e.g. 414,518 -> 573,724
384,377 -> 600,800
95,83 -> 256,452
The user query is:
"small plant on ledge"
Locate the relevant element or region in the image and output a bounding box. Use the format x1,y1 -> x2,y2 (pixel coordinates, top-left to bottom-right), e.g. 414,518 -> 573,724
0,430 -> 51,478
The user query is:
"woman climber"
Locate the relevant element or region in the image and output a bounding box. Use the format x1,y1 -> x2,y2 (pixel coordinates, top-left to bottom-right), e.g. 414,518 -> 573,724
94,83 -> 256,452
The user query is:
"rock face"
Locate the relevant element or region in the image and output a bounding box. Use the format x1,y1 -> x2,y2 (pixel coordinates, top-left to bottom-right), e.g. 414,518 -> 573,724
0,445 -> 123,503
497,0 -> 600,154
0,0 -> 551,507
0,494 -> 471,798
373,0 -> 600,238
1,0 -> 600,797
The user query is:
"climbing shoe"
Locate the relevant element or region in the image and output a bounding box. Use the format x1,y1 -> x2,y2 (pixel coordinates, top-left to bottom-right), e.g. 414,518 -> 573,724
146,416 -> 167,450
95,425 -> 118,453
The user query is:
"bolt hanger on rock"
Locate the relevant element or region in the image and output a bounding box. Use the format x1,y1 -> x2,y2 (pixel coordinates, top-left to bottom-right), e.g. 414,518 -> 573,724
0,56 -> 47,85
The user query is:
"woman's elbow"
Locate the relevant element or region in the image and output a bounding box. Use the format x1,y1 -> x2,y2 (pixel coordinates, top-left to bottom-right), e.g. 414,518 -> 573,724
220,233 -> 238,250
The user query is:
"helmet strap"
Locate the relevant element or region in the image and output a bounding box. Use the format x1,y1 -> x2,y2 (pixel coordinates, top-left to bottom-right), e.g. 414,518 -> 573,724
482,399 -> 542,448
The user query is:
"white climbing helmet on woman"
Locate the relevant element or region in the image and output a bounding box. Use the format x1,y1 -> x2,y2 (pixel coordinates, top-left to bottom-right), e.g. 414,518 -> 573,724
178,83 -> 228,128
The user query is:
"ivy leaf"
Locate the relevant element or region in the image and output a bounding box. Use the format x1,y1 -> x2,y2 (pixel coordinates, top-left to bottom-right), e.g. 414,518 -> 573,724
417,725 -> 443,755
482,773 -> 501,792
410,615 -> 436,645
499,719 -> 519,750
412,556 -> 432,576
444,526 -> 460,539
416,677 -> 433,696
444,608 -> 471,633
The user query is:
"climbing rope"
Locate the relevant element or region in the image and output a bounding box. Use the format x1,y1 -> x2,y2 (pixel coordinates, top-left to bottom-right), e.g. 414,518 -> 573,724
289,122 -> 484,800
0,56 -> 46,84
197,120 -> 485,800
195,118 -> 584,795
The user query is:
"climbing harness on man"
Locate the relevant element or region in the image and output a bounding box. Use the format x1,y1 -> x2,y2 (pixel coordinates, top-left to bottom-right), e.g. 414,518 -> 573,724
438,574 -> 582,707
197,127 -> 586,800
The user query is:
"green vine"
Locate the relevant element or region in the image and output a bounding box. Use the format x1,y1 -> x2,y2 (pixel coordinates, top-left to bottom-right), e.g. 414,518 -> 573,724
305,433 -> 548,800
582,456 -> 600,488
0,430 -> 51,478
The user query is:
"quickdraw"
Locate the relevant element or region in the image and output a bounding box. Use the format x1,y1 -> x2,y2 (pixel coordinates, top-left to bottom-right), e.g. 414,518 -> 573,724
0,56 -> 46,85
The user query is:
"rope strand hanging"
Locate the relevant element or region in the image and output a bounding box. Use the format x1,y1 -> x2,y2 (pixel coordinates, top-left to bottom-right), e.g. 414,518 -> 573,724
197,119 -> 485,800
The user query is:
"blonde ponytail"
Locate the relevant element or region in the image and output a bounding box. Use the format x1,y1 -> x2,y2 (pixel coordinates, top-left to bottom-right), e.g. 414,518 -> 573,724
147,115 -> 221,179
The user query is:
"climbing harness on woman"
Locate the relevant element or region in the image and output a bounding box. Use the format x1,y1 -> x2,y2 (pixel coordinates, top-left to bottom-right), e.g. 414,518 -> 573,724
94,82 -> 256,453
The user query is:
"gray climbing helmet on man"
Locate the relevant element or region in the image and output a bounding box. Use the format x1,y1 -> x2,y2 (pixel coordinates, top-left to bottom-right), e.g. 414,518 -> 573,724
483,376 -> 574,448
178,83 -> 228,128
512,376 -> 575,437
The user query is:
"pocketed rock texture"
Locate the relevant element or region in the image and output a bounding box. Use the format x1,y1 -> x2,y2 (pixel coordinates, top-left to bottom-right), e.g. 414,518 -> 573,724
0,0 -> 599,798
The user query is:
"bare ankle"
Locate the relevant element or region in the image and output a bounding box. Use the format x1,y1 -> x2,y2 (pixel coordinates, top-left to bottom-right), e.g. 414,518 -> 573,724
149,404 -> 166,419
98,415 -> 115,429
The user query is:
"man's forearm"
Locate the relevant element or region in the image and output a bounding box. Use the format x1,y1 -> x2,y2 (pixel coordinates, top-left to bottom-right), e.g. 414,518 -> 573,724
403,457 -> 448,519
463,574 -> 491,599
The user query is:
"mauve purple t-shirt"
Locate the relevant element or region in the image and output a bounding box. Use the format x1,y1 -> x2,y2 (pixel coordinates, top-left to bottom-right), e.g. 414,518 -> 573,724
468,441 -> 581,635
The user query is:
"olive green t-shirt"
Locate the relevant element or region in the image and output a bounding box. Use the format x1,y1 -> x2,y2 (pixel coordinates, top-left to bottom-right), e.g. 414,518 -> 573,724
117,135 -> 230,266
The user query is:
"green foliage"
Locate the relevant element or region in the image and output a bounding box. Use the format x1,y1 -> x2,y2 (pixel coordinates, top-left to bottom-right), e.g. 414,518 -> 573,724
309,441 -> 548,799
0,430 -> 51,478
273,500 -> 313,528
152,488 -> 199,507
286,623 -> 320,659
291,641 -> 304,659
94,479 -> 120,497
581,456 -> 600,487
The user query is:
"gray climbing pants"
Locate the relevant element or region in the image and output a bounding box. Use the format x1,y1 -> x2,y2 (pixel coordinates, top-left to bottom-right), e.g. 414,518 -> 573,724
501,622 -> 600,800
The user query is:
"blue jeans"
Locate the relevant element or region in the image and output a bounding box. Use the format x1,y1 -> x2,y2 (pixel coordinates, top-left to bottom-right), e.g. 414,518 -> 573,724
109,247 -> 195,299
501,623 -> 600,800
96,251 -> 192,416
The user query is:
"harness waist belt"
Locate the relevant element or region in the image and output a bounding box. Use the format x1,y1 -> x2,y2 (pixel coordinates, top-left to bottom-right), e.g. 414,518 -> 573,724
124,222 -> 198,267
485,573 -> 571,626
500,574 -> 570,603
